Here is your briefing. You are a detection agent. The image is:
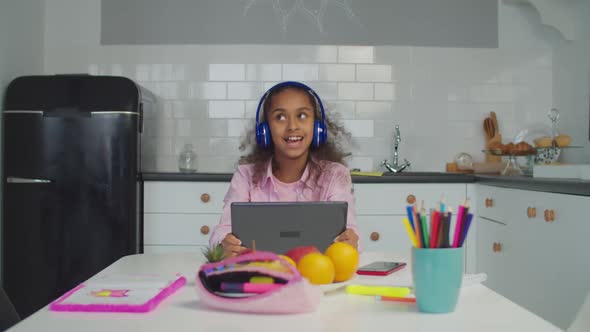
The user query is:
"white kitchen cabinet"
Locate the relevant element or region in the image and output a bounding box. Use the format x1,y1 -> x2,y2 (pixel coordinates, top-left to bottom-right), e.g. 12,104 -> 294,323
354,183 -> 466,215
476,217 -> 513,297
476,185 -> 590,330
356,215 -> 413,253
143,181 -> 468,257
143,181 -> 229,253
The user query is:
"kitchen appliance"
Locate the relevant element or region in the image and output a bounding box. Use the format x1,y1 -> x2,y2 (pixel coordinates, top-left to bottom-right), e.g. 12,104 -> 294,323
1,75 -> 154,318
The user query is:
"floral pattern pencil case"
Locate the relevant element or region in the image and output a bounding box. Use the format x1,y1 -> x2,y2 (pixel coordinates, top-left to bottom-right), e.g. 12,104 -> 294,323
195,251 -> 322,314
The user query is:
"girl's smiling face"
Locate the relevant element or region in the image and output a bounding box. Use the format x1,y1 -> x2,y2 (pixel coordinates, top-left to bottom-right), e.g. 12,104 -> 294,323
266,88 -> 316,162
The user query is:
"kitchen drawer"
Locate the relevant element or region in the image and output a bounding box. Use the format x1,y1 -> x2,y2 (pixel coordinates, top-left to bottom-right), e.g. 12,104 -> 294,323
354,183 -> 466,215
476,217 -> 512,296
143,245 -> 203,254
357,215 -> 413,254
477,185 -> 509,222
144,213 -> 219,246
144,182 -> 229,213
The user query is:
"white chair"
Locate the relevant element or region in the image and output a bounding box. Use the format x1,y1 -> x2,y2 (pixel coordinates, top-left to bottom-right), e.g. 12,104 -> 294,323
568,291 -> 590,332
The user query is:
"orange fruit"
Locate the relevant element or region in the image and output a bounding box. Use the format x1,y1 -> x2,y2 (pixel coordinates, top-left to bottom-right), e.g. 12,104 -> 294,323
278,255 -> 296,267
297,253 -> 335,285
324,242 -> 359,282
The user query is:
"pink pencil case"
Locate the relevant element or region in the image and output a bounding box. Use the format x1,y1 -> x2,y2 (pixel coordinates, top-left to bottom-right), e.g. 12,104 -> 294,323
195,251 -> 322,314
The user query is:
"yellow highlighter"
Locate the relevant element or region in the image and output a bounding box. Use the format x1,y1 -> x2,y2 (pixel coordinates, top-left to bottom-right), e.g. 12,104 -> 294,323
346,285 -> 411,298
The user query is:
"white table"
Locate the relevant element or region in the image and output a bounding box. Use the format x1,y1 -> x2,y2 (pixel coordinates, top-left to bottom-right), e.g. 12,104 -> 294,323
8,252 -> 561,332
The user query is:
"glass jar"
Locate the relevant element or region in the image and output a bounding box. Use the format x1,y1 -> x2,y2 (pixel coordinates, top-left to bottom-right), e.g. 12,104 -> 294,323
178,144 -> 197,173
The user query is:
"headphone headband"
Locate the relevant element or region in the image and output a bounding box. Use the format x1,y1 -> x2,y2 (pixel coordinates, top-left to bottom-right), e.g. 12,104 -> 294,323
255,81 -> 326,128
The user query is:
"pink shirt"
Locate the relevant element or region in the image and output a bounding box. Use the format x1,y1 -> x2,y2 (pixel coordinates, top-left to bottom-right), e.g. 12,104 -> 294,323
209,160 -> 359,248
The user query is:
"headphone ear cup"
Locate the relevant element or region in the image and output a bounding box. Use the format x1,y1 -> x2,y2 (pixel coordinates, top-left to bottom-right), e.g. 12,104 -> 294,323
312,120 -> 327,148
256,121 -> 271,148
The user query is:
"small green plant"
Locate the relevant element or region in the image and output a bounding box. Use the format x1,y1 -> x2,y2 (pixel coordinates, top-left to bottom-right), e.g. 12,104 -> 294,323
202,244 -> 225,263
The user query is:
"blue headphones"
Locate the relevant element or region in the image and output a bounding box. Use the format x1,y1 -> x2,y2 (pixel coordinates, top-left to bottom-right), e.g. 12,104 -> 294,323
255,81 -> 327,149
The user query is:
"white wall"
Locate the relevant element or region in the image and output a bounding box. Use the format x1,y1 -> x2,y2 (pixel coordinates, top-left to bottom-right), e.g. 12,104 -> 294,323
45,0 -> 586,173
0,0 -> 45,283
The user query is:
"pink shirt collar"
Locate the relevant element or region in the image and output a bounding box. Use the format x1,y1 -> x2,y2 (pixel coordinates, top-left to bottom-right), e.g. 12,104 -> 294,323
260,159 -> 313,189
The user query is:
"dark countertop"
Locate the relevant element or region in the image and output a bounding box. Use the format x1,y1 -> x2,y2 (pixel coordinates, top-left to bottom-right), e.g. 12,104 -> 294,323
141,172 -> 590,196
475,175 -> 590,196
141,172 -> 476,184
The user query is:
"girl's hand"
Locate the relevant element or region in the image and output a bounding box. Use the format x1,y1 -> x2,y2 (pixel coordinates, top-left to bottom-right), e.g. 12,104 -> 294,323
335,228 -> 359,250
221,233 -> 248,258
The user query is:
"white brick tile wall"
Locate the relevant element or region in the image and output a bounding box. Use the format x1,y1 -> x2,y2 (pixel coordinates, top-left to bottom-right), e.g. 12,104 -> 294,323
227,119 -> 254,137
209,64 -> 245,81
338,46 -> 374,64
282,64 -> 319,81
44,32 -> 555,173
343,120 -> 374,137
208,101 -> 245,118
246,64 -> 282,81
356,102 -> 393,119
228,82 -> 264,100
319,64 -> 355,81
338,83 -> 373,100
374,83 -> 396,101
356,65 -> 392,82
189,82 -> 226,100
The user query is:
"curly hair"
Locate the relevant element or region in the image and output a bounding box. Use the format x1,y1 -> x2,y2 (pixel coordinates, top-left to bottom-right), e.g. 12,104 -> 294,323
239,84 -> 352,187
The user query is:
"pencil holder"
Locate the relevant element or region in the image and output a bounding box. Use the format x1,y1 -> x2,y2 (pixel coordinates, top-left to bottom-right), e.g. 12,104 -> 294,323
412,247 -> 464,313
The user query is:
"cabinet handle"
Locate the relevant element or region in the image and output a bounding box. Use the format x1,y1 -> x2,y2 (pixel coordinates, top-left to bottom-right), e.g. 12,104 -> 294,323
492,242 -> 502,253
200,193 -> 210,203
527,207 -> 537,218
406,194 -> 416,205
370,232 -> 380,241
544,209 -> 555,223
200,225 -> 210,235
485,198 -> 494,208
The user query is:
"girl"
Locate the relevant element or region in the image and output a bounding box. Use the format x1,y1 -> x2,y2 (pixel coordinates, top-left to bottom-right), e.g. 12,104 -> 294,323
209,81 -> 359,258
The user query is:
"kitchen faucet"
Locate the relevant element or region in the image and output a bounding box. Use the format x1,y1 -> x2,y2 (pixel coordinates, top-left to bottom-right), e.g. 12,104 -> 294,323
382,124 -> 411,173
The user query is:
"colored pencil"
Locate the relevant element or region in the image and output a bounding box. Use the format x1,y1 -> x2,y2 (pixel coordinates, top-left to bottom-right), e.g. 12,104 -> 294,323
420,212 -> 429,248
414,206 -> 423,248
430,210 -> 441,248
406,206 -> 416,232
402,217 -> 419,248
452,204 -> 465,248
441,210 -> 451,248
459,213 -> 474,247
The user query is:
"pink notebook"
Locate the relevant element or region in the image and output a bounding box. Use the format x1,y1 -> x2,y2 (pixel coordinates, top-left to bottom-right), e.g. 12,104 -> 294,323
49,274 -> 186,313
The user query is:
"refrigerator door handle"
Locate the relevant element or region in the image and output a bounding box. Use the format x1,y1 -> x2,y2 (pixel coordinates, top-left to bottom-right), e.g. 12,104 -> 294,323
6,177 -> 52,184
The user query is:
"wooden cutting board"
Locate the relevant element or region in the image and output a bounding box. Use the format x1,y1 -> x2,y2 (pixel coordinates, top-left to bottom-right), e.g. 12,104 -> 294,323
484,112 -> 501,162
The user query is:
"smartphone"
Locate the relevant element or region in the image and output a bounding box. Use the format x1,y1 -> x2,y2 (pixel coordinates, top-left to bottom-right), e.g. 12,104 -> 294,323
356,261 -> 406,276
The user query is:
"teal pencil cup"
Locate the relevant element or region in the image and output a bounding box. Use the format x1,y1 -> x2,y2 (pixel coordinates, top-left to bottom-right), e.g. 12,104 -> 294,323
411,247 -> 464,313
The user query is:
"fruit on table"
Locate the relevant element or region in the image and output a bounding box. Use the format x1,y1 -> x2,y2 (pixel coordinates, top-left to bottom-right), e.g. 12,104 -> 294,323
278,255 -> 296,267
324,242 -> 359,282
284,246 -> 320,264
297,253 -> 335,285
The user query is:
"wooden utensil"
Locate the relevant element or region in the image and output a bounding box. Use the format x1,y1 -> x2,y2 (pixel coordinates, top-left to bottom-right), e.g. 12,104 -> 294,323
490,111 -> 499,137
483,114 -> 501,163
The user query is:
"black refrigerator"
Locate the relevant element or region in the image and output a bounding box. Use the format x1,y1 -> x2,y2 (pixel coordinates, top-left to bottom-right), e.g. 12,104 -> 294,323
1,75 -> 154,318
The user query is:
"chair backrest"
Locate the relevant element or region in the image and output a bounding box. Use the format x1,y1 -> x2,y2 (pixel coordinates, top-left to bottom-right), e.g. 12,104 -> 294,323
0,287 -> 20,331
568,291 -> 590,332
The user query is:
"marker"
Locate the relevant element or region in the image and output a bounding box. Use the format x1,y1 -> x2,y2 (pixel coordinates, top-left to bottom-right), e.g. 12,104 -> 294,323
220,282 -> 281,293
376,295 -> 416,303
346,285 -> 411,298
